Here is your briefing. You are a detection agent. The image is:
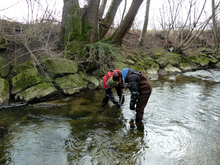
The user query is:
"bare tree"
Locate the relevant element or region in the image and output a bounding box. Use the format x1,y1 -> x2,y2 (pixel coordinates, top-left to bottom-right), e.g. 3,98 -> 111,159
212,0 -> 219,48
98,0 -> 123,40
157,0 -> 220,54
138,0 -> 151,46
109,0 -> 144,45
99,0 -> 107,19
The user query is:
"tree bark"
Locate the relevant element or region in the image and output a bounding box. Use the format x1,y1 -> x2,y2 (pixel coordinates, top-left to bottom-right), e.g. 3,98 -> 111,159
110,0 -> 144,45
99,0 -> 122,40
138,0 -> 150,46
99,0 -> 107,19
60,0 -> 81,44
85,0 -> 100,43
212,0 -> 218,47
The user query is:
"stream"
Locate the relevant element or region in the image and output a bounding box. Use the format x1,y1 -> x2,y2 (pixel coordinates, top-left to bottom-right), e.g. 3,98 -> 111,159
0,69 -> 220,165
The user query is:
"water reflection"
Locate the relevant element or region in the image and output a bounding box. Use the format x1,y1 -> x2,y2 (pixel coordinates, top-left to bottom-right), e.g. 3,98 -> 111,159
0,69 -> 220,165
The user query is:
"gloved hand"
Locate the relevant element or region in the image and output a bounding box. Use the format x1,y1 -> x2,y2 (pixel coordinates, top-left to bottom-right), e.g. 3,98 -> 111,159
116,102 -> 121,108
130,103 -> 135,110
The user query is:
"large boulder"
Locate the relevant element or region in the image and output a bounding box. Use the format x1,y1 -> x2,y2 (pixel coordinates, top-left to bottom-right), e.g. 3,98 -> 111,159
42,58 -> 78,78
159,64 -> 181,76
15,82 -> 58,103
87,76 -> 100,89
0,78 -> 10,106
79,71 -> 100,89
0,57 -> 10,78
11,68 -> 43,95
155,53 -> 181,68
55,73 -> 87,95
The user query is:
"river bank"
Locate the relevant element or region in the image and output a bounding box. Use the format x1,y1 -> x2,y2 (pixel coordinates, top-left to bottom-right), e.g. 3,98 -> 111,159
0,21 -> 220,107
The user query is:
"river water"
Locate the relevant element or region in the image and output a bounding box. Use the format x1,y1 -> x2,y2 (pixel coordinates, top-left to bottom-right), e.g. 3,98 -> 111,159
0,69 -> 220,165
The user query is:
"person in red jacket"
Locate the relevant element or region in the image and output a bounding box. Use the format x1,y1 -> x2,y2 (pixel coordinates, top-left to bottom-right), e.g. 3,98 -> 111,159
101,70 -> 124,109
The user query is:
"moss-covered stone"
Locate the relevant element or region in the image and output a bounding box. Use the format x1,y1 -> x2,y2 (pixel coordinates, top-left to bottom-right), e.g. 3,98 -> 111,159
92,68 -> 105,77
11,67 -> 43,95
152,53 -> 163,59
43,58 -> 78,78
15,82 -> 58,102
181,56 -> 190,63
126,59 -> 135,65
159,64 -> 181,76
189,55 -> 198,63
179,63 -> 192,71
165,53 -> 181,66
155,57 -> 169,68
87,76 -> 100,90
12,61 -> 34,74
0,57 -> 10,78
213,53 -> 220,60
55,73 -> 87,95
189,62 -> 198,70
197,56 -> 209,67
0,45 -> 6,50
207,55 -> 218,63
0,77 -> 9,106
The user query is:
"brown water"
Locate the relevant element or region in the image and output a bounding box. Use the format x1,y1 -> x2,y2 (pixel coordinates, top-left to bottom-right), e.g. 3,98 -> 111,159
0,69 -> 220,165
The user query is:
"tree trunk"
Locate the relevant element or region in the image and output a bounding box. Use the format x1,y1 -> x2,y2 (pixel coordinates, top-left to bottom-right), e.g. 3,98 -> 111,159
138,0 -> 150,46
85,0 -> 100,43
110,0 -> 144,45
212,0 -> 218,47
60,0 -> 82,45
99,0 -> 122,40
99,0 -> 107,19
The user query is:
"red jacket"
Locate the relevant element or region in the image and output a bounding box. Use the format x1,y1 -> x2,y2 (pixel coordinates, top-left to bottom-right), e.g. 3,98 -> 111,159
103,70 -> 121,89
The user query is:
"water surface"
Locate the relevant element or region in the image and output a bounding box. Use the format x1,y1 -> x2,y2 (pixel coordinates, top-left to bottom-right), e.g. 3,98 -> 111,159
0,69 -> 220,165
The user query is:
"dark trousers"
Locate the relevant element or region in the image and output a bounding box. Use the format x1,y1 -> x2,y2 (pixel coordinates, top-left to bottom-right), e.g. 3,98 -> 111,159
101,85 -> 123,107
136,74 -> 152,120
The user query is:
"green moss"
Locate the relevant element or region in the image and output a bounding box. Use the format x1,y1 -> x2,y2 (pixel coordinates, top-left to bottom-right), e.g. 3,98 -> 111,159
11,68 -> 43,94
12,61 -> 34,73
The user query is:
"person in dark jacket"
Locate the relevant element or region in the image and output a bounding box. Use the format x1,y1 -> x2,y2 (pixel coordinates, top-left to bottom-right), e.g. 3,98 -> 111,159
121,68 -> 152,122
101,70 -> 124,109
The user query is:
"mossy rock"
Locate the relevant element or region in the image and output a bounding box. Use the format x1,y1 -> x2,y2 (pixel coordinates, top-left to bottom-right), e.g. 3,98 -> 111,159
207,55 -> 218,63
12,61 -> 34,74
152,53 -> 163,59
11,68 -> 43,95
164,64 -> 181,73
127,54 -> 138,62
0,58 -> 9,78
155,57 -> 169,68
213,53 -> 220,60
114,62 -> 130,70
179,63 -> 192,71
214,61 -> 220,68
0,45 -> 6,50
165,53 -> 181,66
197,56 -> 209,67
0,38 -> 4,44
181,56 -> 190,63
43,58 -> 78,78
125,59 -> 135,65
15,82 -> 58,103
189,63 -> 198,70
151,62 -> 160,70
55,73 -> 87,95
189,55 -> 198,63
0,77 -> 9,106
